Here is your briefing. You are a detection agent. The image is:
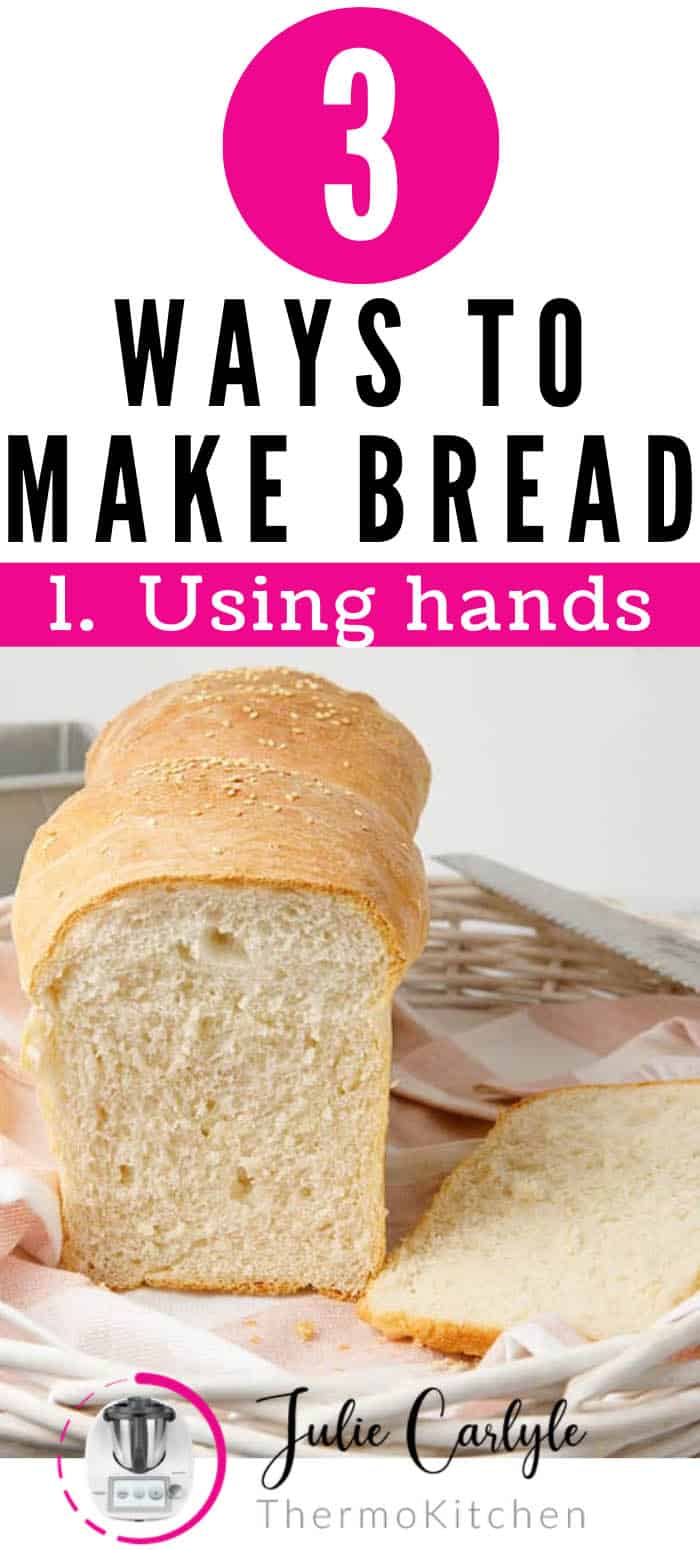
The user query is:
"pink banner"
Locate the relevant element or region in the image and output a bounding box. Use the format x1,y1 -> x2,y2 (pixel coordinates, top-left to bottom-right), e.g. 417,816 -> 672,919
0,564 -> 694,646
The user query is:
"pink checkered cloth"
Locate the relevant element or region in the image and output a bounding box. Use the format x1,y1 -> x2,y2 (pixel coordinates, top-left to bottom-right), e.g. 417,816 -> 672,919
2,894 -> 700,1380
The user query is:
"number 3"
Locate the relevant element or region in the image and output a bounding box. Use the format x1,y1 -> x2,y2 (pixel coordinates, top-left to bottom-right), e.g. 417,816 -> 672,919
323,47 -> 398,241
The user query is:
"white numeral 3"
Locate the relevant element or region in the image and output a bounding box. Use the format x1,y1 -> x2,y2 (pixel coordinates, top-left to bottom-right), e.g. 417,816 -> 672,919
323,47 -> 398,241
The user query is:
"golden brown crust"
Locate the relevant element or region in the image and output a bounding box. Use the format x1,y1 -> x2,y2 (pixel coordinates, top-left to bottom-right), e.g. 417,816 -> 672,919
359,1080 -> 700,1357
356,1300 -> 500,1356
86,668 -> 431,838
16,666 -> 430,1297
62,1261 -> 370,1300
144,1277 -> 365,1298
13,755 -> 429,996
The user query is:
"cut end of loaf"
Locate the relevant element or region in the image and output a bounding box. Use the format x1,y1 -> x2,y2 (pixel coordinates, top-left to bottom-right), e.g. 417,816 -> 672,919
27,882 -> 394,1296
360,1082 -> 700,1355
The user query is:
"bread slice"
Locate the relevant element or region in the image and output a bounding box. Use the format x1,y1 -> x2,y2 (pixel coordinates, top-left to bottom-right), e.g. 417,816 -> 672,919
14,756 -> 428,1294
359,1083 -> 700,1353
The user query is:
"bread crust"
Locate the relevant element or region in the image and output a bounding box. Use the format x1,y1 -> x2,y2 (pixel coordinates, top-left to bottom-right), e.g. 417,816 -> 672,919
62,1263 -> 376,1299
86,668 -> 431,838
13,756 -> 428,997
143,1278 -> 366,1298
356,1301 -> 501,1356
14,668 -> 430,1297
359,1081 -> 700,1357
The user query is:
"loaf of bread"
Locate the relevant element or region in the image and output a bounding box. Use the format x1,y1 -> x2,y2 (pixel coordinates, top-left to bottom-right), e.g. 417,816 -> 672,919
13,669 -> 429,1295
360,1083 -> 700,1352
87,668 -> 431,835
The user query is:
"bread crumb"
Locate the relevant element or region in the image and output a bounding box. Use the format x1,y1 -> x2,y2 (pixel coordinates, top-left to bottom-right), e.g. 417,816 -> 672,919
337,1343 -> 351,1351
296,1321 -> 317,1342
249,1335 -> 263,1345
242,1316 -> 257,1326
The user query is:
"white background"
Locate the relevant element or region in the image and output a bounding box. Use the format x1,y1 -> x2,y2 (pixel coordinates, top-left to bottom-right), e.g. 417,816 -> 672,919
0,0 -> 699,899
0,0 -> 698,564
0,644 -> 698,901
1,1456 -> 698,1548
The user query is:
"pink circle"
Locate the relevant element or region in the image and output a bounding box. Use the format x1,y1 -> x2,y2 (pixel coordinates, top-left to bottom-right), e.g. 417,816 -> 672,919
222,7 -> 499,282
117,1371 -> 227,1545
55,1374 -> 227,1543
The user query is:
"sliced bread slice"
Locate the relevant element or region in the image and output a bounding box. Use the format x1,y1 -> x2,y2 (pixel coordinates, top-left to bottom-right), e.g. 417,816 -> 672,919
359,1083 -> 700,1354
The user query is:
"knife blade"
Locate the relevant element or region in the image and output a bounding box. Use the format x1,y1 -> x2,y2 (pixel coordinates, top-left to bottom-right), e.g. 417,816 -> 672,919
436,852 -> 700,992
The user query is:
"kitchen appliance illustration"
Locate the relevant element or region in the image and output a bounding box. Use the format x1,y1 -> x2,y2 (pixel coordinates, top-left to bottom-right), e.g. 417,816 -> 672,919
86,1394 -> 194,1520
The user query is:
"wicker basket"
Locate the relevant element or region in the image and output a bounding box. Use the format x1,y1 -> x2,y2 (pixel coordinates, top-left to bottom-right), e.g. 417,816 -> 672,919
403,878 -> 684,1012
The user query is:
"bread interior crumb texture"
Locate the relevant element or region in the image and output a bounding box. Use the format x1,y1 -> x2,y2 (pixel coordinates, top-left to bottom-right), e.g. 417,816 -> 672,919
363,1084 -> 700,1345
24,883 -> 391,1294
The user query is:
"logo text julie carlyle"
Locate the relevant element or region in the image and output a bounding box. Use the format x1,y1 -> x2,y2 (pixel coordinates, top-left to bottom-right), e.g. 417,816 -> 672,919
255,1387 -> 586,1489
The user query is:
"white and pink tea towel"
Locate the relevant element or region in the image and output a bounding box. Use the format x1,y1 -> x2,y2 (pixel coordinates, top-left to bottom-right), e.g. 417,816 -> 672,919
2,893 -> 700,1380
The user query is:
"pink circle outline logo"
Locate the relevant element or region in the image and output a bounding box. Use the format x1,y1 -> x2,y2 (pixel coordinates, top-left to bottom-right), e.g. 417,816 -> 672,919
55,1370 -> 227,1543
222,7 -> 499,283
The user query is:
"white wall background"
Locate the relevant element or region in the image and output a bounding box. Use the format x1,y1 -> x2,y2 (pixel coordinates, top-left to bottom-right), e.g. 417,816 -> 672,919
1,2 -> 699,903
1,647 -> 698,904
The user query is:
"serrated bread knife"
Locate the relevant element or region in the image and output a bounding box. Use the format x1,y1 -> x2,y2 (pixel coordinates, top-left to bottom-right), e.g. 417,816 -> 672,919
436,852 -> 700,992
